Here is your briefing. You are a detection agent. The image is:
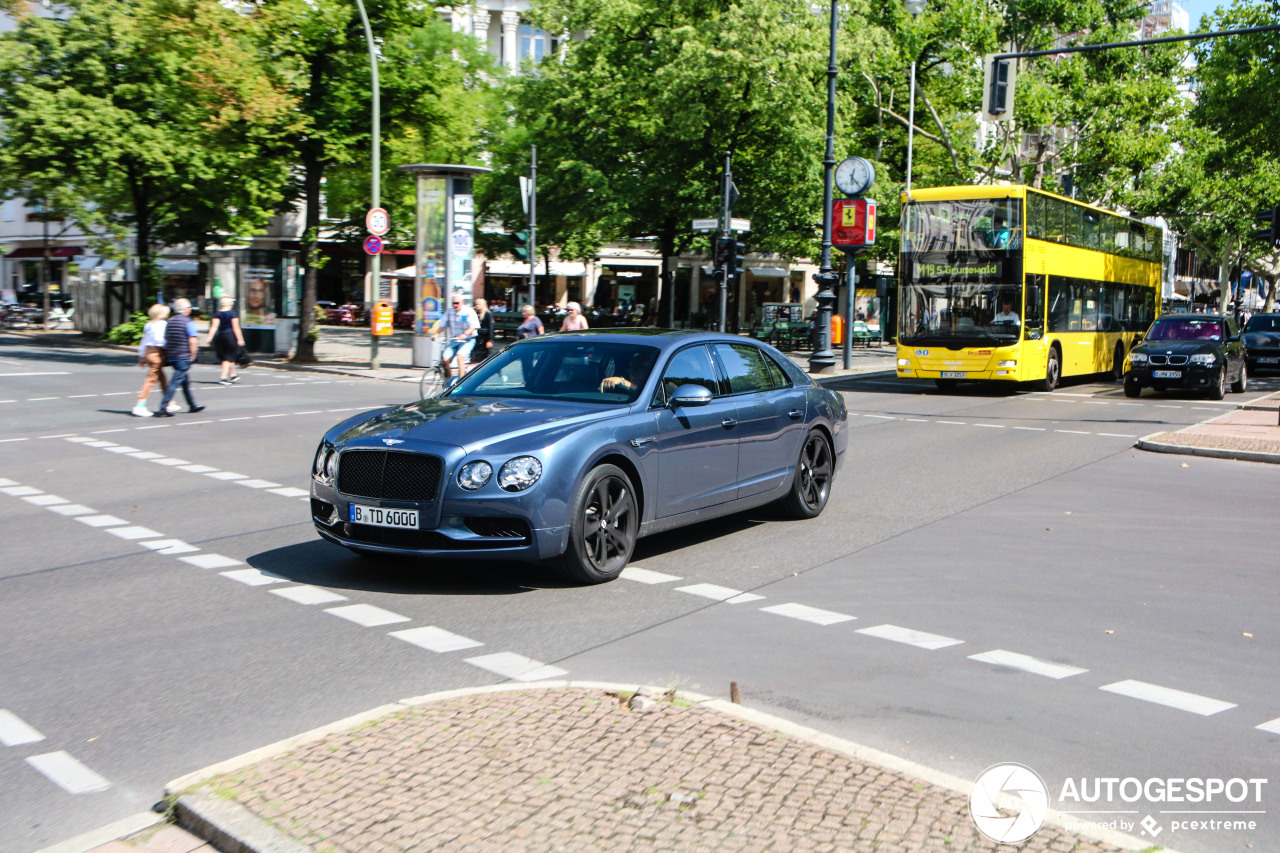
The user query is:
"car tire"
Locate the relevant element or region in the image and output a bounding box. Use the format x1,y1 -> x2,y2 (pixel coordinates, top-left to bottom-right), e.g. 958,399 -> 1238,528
1123,376 -> 1142,398
1112,343 -> 1125,382
555,464 -> 638,584
779,431 -> 834,520
1208,366 -> 1227,400
1232,361 -> 1248,394
1035,346 -> 1061,392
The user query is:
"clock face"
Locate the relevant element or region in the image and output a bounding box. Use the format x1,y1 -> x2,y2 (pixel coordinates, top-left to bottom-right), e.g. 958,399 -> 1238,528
835,157 -> 874,196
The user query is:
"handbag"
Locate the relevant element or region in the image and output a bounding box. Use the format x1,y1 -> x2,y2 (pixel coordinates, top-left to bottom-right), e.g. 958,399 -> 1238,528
235,346 -> 254,369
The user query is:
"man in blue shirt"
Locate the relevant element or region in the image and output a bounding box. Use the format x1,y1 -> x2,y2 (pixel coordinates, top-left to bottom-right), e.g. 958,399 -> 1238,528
432,295 -> 480,382
155,298 -> 206,416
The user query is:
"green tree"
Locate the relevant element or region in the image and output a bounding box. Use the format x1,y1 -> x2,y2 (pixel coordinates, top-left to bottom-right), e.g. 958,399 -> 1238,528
0,0 -> 297,293
249,0 -> 495,362
478,0 -> 833,311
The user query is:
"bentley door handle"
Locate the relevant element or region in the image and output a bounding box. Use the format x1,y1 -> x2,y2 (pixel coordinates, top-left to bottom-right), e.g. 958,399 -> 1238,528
721,418 -> 737,428
788,409 -> 803,420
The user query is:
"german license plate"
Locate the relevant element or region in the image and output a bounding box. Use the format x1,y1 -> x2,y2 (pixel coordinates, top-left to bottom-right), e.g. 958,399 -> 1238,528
1152,370 -> 1181,379
940,371 -> 966,378
1260,357 -> 1280,364
349,504 -> 418,529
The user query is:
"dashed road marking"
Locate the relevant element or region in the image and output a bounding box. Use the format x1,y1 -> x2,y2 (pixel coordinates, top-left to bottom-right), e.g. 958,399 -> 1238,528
221,568 -> 288,587
180,554 -> 243,570
1257,718 -> 1280,735
178,464 -> 218,474
325,604 -> 411,627
127,451 -> 165,459
968,649 -> 1088,679
760,603 -> 855,626
75,514 -> 128,528
23,494 -> 68,506
106,526 -> 164,541
464,652 -> 567,682
391,625 -> 484,653
1,485 -> 43,496
268,487 -> 310,498
150,458 -> 191,466
139,539 -> 200,555
1100,679 -> 1237,716
104,445 -> 141,453
620,567 -> 682,584
856,624 -> 964,650
675,583 -> 764,604
26,751 -> 110,794
0,709 -> 44,746
235,479 -> 281,489
205,471 -> 248,480
48,504 -> 95,516
270,585 -> 349,605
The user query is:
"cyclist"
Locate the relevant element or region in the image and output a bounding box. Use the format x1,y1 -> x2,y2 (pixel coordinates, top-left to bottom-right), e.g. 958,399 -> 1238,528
432,295 -> 480,382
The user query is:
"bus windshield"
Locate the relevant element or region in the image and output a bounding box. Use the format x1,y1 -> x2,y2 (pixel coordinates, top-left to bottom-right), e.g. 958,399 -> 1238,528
902,198 -> 1022,254
899,282 -> 1024,345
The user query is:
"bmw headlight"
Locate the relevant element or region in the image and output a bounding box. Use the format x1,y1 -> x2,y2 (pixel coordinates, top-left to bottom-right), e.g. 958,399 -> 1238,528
498,456 -> 543,491
457,460 -> 493,490
1128,352 -> 1148,364
1190,353 -> 1216,365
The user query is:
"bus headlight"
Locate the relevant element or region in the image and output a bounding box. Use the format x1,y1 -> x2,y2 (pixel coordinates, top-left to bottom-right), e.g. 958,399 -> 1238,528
897,358 -> 911,366
1129,352 -> 1148,364
1189,353 -> 1216,365
998,360 -> 1017,367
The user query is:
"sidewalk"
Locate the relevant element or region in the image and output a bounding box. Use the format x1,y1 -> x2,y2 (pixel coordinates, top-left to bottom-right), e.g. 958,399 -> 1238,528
1136,392 -> 1280,464
86,683 -> 1161,853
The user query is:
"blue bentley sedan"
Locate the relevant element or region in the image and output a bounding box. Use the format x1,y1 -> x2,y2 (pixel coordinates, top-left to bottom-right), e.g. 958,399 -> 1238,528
310,329 -> 848,583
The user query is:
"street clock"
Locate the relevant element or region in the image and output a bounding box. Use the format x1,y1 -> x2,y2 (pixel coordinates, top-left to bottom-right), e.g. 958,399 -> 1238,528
835,157 -> 875,197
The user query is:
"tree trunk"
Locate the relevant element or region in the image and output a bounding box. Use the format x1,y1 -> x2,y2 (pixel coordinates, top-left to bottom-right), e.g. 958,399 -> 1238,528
657,223 -> 676,328
131,172 -> 158,301
1217,237 -> 1238,315
293,144 -> 322,363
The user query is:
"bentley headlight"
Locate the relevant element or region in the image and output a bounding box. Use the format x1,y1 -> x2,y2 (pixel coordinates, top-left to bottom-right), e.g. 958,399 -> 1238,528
313,443 -> 336,482
458,460 -> 494,490
1128,352 -> 1148,364
313,443 -> 327,478
323,449 -> 337,480
1190,353 -> 1216,365
498,456 -> 543,491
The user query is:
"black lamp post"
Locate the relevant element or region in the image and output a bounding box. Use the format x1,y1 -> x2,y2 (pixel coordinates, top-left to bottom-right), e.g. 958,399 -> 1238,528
808,0 -> 840,374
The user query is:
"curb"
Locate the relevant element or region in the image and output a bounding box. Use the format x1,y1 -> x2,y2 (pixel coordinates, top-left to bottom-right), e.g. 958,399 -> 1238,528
162,680 -> 1173,853
1135,435 -> 1280,464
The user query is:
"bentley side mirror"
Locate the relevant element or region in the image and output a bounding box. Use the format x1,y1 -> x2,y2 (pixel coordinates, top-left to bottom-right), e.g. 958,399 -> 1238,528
670,384 -> 713,408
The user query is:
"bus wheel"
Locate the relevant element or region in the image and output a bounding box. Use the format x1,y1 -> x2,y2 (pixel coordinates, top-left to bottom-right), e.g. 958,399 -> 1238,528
1035,346 -> 1060,392
1112,344 -> 1125,382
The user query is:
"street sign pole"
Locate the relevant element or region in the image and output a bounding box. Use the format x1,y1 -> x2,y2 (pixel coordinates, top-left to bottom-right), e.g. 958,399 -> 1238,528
355,0 -> 381,369
719,153 -> 732,333
529,145 -> 537,311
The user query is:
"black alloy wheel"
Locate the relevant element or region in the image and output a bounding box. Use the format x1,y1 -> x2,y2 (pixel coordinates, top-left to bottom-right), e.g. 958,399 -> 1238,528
1112,343 -> 1126,382
780,431 -> 834,519
1123,375 -> 1142,398
1232,361 -> 1248,394
557,464 -> 638,584
1208,365 -> 1227,400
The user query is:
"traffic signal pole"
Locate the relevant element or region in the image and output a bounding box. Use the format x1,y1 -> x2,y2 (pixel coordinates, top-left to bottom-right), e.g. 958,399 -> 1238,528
808,0 -> 840,374
529,145 -> 537,311
719,153 -> 732,333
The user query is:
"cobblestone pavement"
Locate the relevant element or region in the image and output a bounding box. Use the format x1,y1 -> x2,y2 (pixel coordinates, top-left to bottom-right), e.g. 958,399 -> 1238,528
156,686 -> 1139,853
1137,394 -> 1280,463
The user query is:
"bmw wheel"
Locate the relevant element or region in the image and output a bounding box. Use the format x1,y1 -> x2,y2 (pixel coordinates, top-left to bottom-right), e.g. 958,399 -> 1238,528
1112,343 -> 1125,382
1123,375 -> 1142,398
557,464 -> 638,584
1208,365 -> 1226,400
1231,361 -> 1248,394
780,431 -> 834,519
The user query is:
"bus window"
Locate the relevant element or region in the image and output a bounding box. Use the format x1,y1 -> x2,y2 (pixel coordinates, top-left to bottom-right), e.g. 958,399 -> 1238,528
1083,211 -> 1102,249
1048,276 -> 1070,333
1025,274 -> 1044,340
1027,193 -> 1046,240
1064,204 -> 1084,247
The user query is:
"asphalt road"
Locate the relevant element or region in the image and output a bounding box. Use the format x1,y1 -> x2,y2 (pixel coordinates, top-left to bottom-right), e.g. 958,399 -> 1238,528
1,332 -> 1277,853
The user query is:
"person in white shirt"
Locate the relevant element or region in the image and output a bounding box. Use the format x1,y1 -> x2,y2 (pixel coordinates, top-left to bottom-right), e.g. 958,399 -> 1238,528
432,295 -> 480,381
132,303 -> 174,417
993,299 -> 1020,326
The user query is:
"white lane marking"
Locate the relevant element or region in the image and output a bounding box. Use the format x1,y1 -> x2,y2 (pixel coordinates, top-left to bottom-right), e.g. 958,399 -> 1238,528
864,414 -> 896,420
75,515 -> 129,528
620,567 -> 683,584
0,372 -> 71,377
220,568 -> 288,587
270,585 -> 349,606
1,485 -> 43,496
176,421 -> 212,427
127,451 -> 165,460
235,479 -> 281,489
324,604 -> 411,627
1191,407 -> 1219,411
82,441 -> 118,448
1099,680 -> 1237,716
1013,426 -> 1046,431
1115,402 -> 1142,406
293,410 -> 324,415
905,418 -> 929,422
24,494 -> 68,506
0,709 -> 44,746
1257,718 -> 1280,735
38,433 -> 78,438
26,751 -> 110,794
178,464 -> 218,474
0,478 -> 18,486
972,424 -> 1005,429
675,583 -> 765,604
139,539 -> 200,555
937,420 -> 966,425
66,437 -> 96,443
856,624 -> 963,650
0,400 -> 14,404
219,417 -> 252,422
104,446 -> 141,453
760,603 -> 855,626
1097,433 -> 1137,438
391,625 -> 484,653
0,437 -> 29,443
101,392 -> 132,397
66,395 -> 98,399
464,652 -> 568,682
106,526 -> 164,541
257,383 -> 282,387
1154,404 -> 1182,409
205,471 -> 248,480
149,458 -> 191,466
267,487 -> 310,498
968,649 -> 1088,679
89,429 -> 126,435
257,414 -> 287,419
48,504 -> 96,516
134,424 -> 171,430
180,554 -> 243,570
1054,429 -> 1091,435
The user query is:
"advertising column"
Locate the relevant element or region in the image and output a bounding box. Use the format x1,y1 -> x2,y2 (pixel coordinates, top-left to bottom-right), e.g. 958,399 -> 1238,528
414,177 -> 447,368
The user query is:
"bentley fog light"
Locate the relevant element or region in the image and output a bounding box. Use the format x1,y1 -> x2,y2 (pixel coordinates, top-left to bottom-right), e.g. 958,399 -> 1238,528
498,456 -> 543,491
458,460 -> 494,490
1190,353 -> 1216,365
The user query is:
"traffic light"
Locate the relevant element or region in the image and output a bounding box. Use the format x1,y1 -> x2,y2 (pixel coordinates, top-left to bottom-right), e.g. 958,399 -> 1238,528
726,239 -> 745,279
510,230 -> 530,261
1253,207 -> 1280,249
713,236 -> 732,269
981,55 -> 1016,121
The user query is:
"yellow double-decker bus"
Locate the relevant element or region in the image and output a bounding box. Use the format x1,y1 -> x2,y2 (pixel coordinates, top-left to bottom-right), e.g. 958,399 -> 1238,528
895,185 -> 1162,391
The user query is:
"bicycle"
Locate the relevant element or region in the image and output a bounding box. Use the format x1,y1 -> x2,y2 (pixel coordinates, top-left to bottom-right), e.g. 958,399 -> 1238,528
418,356 -> 447,399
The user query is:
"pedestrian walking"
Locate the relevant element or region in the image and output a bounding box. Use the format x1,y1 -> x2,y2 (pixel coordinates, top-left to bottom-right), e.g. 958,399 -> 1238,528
132,303 -> 174,417
207,296 -> 246,385
472,298 -> 495,362
560,301 -> 589,331
516,304 -> 543,339
154,298 -> 205,417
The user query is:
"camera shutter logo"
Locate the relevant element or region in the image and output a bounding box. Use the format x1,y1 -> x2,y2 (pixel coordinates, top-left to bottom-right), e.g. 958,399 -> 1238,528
970,763 -> 1049,844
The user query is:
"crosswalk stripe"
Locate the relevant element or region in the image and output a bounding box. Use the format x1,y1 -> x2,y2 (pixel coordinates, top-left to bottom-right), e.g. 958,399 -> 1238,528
1100,680 -> 1236,716
26,751 -> 110,794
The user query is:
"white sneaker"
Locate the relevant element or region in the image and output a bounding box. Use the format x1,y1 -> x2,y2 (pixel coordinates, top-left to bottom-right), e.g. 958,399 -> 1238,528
131,404 -> 150,417
166,402 -> 180,413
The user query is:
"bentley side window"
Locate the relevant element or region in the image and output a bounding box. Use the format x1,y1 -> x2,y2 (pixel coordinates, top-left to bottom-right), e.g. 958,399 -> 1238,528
660,345 -> 721,401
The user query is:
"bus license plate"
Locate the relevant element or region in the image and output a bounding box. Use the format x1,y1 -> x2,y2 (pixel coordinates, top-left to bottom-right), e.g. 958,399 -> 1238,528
350,504 -> 418,529
940,371 -> 966,379
1152,370 -> 1182,379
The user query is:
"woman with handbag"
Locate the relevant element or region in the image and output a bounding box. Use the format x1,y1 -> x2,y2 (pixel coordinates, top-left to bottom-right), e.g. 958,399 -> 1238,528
131,303 -> 173,417
206,296 -> 246,385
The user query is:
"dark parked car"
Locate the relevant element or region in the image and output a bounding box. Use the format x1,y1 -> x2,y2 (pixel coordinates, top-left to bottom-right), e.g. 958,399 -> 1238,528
1243,313 -> 1280,373
1124,313 -> 1247,399
310,329 -> 848,583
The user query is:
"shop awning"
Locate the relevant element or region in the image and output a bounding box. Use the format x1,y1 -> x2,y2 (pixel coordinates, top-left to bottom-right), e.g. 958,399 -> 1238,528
744,267 -> 789,278
155,257 -> 199,274
4,246 -> 83,259
485,260 -> 587,276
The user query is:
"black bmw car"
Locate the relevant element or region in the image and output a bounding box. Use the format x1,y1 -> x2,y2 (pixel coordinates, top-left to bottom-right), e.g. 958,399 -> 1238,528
1243,313 -> 1280,373
1124,313 -> 1247,399
310,329 -> 848,584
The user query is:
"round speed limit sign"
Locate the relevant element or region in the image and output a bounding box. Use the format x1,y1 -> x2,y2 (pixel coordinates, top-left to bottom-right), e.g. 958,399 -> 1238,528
366,207 -> 390,236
